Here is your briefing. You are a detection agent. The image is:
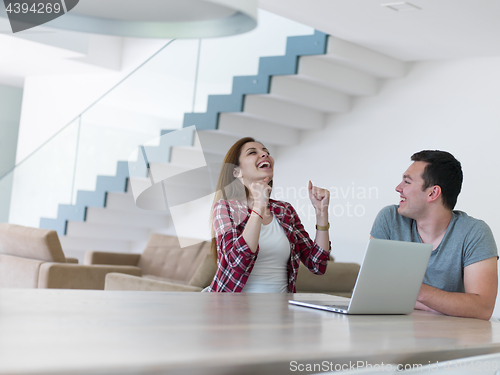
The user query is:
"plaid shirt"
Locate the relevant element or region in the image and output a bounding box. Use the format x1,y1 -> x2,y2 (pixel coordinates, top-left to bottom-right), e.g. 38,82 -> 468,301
207,198 -> 330,293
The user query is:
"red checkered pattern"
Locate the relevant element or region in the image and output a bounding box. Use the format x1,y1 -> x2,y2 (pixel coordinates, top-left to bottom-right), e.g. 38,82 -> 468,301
207,198 -> 330,292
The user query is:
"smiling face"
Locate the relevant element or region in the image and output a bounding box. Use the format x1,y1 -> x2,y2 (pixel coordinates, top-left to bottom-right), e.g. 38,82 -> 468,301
395,161 -> 434,220
234,141 -> 274,186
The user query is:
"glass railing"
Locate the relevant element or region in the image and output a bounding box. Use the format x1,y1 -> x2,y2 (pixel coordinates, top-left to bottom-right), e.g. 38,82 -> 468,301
5,119 -> 80,228
0,9 -> 314,230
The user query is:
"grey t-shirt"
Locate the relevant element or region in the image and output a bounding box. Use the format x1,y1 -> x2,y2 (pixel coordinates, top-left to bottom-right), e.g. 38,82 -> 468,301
370,205 -> 498,293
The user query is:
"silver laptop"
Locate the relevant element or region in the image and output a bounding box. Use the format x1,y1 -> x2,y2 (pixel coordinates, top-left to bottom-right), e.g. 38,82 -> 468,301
289,238 -> 432,315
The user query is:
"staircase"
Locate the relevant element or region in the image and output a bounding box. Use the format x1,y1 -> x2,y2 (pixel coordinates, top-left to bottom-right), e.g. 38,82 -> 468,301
39,30 -> 406,262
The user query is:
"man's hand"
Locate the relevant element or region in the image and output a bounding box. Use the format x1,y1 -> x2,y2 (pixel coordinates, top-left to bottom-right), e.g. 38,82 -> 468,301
416,257 -> 498,320
414,300 -> 439,313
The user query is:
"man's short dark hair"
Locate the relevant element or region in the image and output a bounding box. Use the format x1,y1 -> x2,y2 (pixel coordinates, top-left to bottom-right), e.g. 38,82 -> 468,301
411,150 -> 463,210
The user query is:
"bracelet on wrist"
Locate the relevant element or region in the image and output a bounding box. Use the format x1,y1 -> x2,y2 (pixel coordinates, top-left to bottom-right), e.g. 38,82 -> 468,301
251,209 -> 263,220
315,222 -> 330,231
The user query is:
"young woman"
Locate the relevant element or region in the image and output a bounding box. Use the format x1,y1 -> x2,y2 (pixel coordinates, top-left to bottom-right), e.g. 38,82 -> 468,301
206,137 -> 331,292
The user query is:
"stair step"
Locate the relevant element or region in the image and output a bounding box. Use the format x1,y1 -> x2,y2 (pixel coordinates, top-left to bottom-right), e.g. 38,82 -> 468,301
149,162 -> 218,190
218,113 -> 299,145
322,35 -> 406,78
129,176 -> 213,199
85,207 -> 171,228
66,221 -> 151,241
195,131 -> 241,155
105,192 -> 165,214
270,76 -> 351,113
170,146 -> 224,167
148,163 -> 195,182
243,95 -> 324,130
129,176 -> 212,210
298,56 -> 379,95
128,177 -> 169,211
197,130 -> 277,156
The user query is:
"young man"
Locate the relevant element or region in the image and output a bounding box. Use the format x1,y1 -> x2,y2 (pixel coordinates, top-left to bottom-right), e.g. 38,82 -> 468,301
371,150 -> 498,320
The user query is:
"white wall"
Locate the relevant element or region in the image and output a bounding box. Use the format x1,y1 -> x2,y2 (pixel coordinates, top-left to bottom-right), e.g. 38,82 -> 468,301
272,56 -> 500,316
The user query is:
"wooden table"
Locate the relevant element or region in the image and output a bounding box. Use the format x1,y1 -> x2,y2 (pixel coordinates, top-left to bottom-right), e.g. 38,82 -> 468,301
1,290 -> 500,375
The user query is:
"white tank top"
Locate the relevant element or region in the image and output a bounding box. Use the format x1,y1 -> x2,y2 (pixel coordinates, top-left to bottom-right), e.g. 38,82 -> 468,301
242,215 -> 290,293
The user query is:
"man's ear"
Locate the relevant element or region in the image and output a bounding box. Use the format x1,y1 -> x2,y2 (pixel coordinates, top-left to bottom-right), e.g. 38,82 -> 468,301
427,185 -> 442,203
233,166 -> 242,179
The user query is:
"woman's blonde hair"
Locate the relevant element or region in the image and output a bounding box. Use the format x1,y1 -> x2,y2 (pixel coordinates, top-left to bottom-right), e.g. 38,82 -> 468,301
210,137 -> 272,263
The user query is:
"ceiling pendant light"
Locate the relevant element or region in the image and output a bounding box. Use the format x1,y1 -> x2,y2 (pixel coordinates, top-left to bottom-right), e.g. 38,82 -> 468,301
1,0 -> 258,38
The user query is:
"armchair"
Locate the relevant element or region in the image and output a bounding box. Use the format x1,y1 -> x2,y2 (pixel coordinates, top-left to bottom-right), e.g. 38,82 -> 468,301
0,223 -> 141,289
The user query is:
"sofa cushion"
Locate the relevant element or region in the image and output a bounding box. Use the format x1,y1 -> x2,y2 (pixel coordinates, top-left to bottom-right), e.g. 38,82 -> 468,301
38,264 -> 142,290
188,253 -> 217,288
143,274 -> 188,285
105,273 -> 202,292
0,223 -> 66,263
188,242 -> 211,279
137,234 -> 207,282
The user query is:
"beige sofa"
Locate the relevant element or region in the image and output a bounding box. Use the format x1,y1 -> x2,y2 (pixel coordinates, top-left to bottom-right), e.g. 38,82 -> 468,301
90,234 -> 360,296
0,223 -> 142,289
86,234 -> 217,292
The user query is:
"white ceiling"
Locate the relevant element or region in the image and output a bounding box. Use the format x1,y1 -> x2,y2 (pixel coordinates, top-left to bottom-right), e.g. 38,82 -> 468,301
0,15 -> 124,87
1,0 -> 499,88
259,0 -> 500,61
